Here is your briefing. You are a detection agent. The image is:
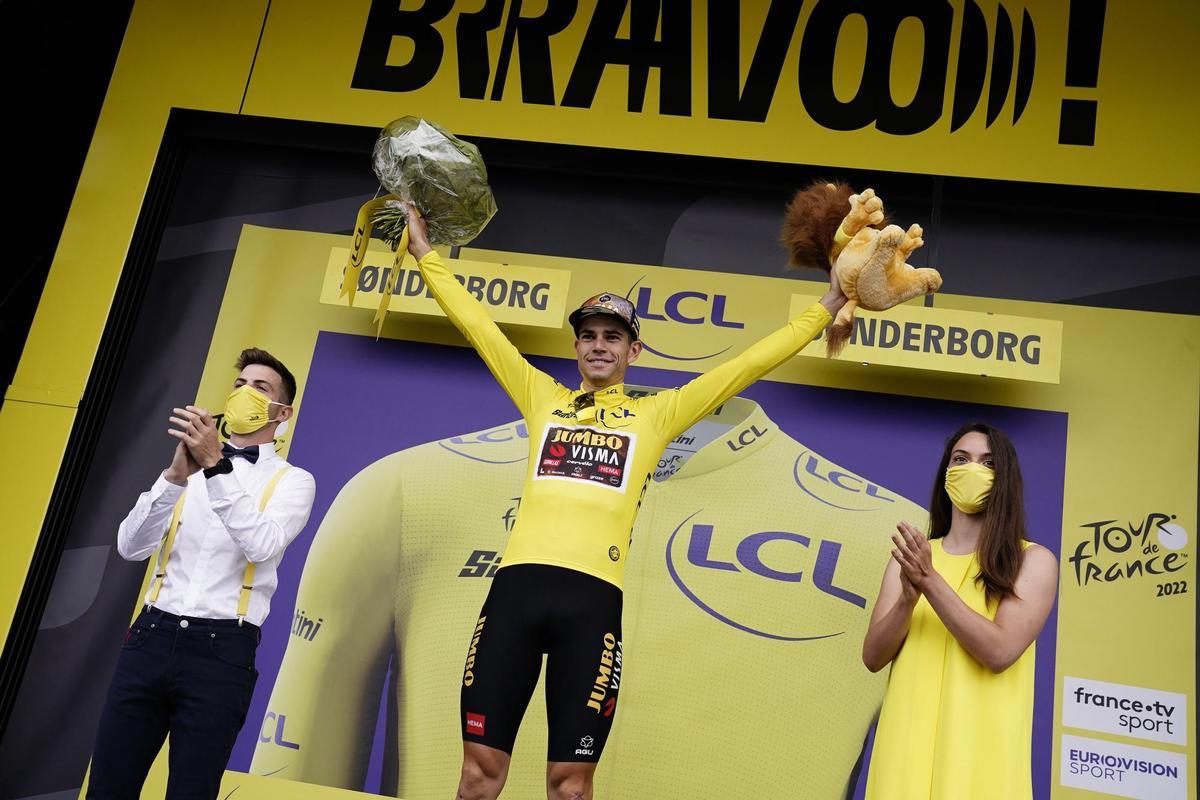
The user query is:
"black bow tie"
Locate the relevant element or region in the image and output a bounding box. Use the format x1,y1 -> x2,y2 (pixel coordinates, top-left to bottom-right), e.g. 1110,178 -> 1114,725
221,443 -> 260,464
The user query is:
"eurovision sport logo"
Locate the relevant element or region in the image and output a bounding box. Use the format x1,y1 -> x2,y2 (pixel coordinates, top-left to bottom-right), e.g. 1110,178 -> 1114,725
1061,734 -> 1187,800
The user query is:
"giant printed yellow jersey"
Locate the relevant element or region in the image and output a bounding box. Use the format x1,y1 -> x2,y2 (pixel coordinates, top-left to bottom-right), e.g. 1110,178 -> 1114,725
412,251 -> 831,588
250,396 -> 926,798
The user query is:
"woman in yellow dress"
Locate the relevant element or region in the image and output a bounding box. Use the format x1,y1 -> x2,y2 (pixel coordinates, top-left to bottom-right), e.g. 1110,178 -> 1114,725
862,423 -> 1058,800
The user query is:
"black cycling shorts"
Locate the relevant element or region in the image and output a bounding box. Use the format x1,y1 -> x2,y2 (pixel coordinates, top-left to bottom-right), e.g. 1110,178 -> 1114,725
459,563 -> 623,763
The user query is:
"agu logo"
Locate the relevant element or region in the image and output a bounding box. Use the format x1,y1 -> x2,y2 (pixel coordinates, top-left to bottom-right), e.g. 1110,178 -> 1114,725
665,511 -> 866,641
466,713 -> 486,736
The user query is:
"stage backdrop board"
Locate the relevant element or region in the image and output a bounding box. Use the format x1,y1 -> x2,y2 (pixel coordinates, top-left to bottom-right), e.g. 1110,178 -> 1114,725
7,0 -> 1200,648
66,224 -> 1193,800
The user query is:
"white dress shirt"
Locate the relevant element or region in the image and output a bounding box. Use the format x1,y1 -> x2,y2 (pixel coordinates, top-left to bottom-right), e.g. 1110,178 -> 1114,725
117,445 -> 316,626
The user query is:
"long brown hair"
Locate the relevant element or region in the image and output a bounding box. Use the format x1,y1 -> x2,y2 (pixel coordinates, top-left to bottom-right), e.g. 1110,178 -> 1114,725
928,422 -> 1027,607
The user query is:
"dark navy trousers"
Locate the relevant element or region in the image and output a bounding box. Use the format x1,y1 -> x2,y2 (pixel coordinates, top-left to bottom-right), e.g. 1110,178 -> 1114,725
87,608 -> 259,799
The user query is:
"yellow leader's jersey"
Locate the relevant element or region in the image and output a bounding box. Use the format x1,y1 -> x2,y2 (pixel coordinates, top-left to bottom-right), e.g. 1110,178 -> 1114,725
250,396 -> 926,799
412,250 -> 831,589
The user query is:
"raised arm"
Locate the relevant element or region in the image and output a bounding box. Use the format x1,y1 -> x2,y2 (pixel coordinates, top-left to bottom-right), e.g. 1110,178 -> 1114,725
167,406 -> 316,563
658,279 -> 846,439
893,522 -> 1058,673
405,206 -> 558,418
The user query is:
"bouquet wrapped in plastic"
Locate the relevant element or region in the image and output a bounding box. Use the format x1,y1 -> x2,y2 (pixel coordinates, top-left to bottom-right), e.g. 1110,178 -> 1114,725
342,117 -> 498,334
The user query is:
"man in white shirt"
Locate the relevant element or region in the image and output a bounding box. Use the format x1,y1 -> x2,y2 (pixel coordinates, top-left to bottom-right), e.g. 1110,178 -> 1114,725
87,348 -> 316,800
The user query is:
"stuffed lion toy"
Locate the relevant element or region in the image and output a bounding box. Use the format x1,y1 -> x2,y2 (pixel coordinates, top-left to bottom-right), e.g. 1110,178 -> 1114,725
781,181 -> 942,356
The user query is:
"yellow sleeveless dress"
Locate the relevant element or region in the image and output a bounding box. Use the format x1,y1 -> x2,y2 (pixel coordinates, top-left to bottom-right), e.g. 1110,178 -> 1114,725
866,539 -> 1035,800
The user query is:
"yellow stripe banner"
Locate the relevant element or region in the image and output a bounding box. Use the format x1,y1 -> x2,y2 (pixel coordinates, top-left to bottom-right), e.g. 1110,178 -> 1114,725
791,294 -> 1063,383
320,247 -> 572,329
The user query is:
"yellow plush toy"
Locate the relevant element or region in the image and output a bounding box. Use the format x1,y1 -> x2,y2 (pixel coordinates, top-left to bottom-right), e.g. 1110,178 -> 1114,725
781,181 -> 942,356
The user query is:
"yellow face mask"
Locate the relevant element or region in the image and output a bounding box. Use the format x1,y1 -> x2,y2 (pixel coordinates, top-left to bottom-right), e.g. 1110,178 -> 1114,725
944,462 -> 994,514
223,384 -> 287,435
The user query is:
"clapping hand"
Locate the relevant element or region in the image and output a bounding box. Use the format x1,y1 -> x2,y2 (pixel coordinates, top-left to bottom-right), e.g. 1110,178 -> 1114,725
163,440 -> 199,486
891,521 -> 935,593
168,406 -> 223,469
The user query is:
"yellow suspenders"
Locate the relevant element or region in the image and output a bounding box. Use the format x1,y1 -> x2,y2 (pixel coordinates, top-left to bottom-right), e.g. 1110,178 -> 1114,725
147,465 -> 292,624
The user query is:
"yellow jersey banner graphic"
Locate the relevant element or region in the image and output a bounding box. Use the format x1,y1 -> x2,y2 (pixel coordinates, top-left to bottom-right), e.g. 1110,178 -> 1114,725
241,1 -> 1200,192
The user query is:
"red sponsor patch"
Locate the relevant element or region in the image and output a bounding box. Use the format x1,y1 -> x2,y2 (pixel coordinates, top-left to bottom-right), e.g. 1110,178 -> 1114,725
549,443 -> 567,458
604,697 -> 616,717
466,712 -> 486,736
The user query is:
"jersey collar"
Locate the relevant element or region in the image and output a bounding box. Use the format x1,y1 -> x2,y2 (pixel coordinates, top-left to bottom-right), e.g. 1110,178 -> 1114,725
670,397 -> 779,479
574,383 -> 628,422
576,382 -> 627,405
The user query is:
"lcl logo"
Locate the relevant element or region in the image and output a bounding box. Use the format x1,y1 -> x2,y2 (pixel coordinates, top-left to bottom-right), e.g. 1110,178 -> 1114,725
793,450 -> 896,512
627,279 -> 746,361
439,421 -> 529,464
665,511 -> 866,642
259,711 -> 300,750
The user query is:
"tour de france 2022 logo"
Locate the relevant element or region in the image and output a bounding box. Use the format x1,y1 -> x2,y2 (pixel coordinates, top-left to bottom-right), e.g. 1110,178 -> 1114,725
1068,512 -> 1191,597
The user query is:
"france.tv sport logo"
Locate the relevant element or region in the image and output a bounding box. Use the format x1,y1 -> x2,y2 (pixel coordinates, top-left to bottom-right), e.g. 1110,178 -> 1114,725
1063,676 -> 1186,747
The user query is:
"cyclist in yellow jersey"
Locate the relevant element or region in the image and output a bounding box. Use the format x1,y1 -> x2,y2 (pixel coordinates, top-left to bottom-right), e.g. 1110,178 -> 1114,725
250,394 -> 925,798
392,204 -> 849,800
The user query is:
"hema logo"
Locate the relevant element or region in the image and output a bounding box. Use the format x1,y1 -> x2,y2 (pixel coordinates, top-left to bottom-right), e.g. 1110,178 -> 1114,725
627,278 -> 746,361
665,511 -> 866,641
